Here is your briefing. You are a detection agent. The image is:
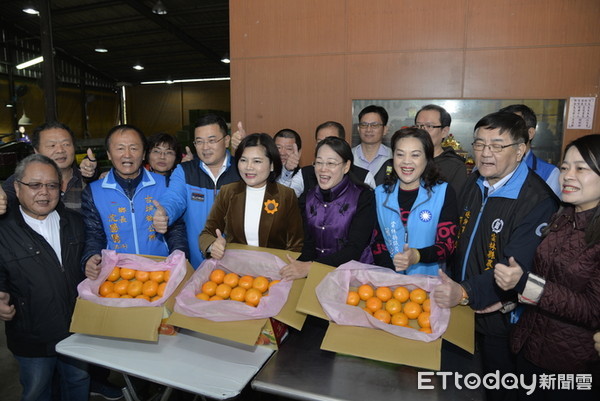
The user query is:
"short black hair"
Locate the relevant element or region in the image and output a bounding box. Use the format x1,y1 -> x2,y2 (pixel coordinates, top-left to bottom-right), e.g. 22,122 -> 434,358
14,153 -> 62,186
235,133 -> 282,182
274,129 -> 302,151
498,104 -> 537,130
415,104 -> 451,128
315,121 -> 345,140
358,105 -> 389,125
474,112 -> 529,144
31,121 -> 76,151
105,124 -> 147,154
193,114 -> 229,136
147,132 -> 183,165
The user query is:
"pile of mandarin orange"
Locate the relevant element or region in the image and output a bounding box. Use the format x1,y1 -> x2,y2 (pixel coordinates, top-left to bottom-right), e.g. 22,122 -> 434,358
195,269 -> 279,307
98,267 -> 170,301
346,284 -> 432,333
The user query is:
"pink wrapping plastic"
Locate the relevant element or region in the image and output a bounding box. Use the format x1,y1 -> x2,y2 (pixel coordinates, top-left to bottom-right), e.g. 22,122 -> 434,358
174,249 -> 292,321
77,249 -> 187,307
315,261 -> 450,342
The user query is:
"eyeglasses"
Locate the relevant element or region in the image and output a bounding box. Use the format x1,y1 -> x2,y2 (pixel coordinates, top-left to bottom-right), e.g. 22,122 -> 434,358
150,149 -> 176,157
414,123 -> 443,131
358,122 -> 384,130
313,161 -> 344,169
16,180 -> 60,191
471,142 -> 523,153
193,136 -> 226,146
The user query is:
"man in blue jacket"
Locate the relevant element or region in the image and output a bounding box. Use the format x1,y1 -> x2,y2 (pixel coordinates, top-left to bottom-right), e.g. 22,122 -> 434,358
433,112 -> 558,401
82,124 -> 188,279
153,114 -> 240,269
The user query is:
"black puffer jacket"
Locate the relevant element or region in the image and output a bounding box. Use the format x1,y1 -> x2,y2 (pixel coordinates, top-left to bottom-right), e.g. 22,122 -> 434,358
511,206 -> 600,373
0,203 -> 85,357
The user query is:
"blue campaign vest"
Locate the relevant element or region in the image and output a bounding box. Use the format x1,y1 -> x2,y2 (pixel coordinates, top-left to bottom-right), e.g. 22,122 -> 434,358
375,181 -> 447,275
90,169 -> 170,256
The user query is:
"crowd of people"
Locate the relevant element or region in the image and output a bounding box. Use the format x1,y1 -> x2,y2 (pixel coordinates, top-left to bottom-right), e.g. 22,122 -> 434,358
0,103 -> 598,401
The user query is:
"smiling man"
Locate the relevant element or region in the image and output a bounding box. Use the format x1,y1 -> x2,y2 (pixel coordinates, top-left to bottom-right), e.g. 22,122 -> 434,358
433,111 -> 558,401
81,124 -> 188,277
352,105 -> 392,181
152,114 -> 240,268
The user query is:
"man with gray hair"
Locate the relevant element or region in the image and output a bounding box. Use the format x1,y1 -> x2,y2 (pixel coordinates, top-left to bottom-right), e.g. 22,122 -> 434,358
0,154 -> 89,401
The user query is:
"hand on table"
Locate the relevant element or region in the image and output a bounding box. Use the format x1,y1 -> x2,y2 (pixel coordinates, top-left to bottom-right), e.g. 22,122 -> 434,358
280,255 -> 311,281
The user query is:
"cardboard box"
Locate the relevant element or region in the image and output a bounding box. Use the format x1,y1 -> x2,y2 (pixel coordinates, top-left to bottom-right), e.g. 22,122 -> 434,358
70,255 -> 194,342
297,263 -> 475,370
167,244 -> 307,348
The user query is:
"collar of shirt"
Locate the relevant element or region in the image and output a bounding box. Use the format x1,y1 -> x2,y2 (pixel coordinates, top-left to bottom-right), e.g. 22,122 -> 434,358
483,166 -> 518,196
202,152 -> 229,184
355,144 -> 391,164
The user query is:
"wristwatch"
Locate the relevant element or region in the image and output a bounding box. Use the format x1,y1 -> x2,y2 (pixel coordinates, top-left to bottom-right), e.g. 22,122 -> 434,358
459,285 -> 470,306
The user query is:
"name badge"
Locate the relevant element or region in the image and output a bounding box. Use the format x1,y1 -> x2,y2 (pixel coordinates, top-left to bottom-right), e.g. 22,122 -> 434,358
191,192 -> 204,202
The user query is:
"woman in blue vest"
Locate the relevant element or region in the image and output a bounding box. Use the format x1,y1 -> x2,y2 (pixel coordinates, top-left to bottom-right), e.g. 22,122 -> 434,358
373,127 -> 458,275
281,136 -> 375,280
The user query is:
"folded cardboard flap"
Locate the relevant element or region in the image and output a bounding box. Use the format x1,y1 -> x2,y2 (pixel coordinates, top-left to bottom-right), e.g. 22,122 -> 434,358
295,263 -> 334,320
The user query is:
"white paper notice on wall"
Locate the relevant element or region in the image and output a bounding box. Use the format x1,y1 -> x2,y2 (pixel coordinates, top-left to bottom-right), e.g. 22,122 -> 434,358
567,97 -> 595,130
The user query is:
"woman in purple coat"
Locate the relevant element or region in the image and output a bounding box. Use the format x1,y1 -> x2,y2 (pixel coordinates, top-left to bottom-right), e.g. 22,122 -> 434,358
281,137 -> 375,280
494,134 -> 600,400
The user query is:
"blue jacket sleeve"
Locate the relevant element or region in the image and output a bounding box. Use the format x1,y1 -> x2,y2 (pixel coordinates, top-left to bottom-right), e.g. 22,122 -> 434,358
463,196 -> 558,310
159,164 -> 188,223
81,184 -> 107,268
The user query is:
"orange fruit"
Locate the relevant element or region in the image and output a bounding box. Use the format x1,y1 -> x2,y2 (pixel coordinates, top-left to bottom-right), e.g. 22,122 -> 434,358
373,309 -> 391,324
120,294 -> 132,298
358,284 -> 374,301
135,294 -> 151,301
105,292 -> 120,298
410,288 -> 428,304
417,311 -> 431,328
149,271 -> 165,283
142,280 -> 158,297
393,286 -> 410,303
420,327 -> 432,334
253,276 -> 269,293
375,287 -> 392,302
113,280 -> 129,295
346,291 -> 360,306
164,270 -> 171,282
151,295 -> 161,302
196,292 -> 210,301
391,312 -> 409,326
362,307 -> 373,315
422,298 -> 431,313
245,288 -> 262,306
107,267 -> 120,281
201,281 -> 218,296
365,297 -> 383,313
210,269 -> 226,284
230,286 -> 247,302
385,298 -> 402,315
127,280 -> 143,297
403,301 -> 422,319
209,295 -> 223,301
120,268 -> 136,280
238,275 -> 254,290
135,270 -> 150,282
99,281 -> 115,297
157,282 -> 167,297
215,283 -> 232,299
268,280 -> 280,289
223,272 -> 240,287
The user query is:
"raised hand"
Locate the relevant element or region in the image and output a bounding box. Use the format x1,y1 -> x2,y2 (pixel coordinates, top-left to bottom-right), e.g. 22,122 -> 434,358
79,148 -> 97,178
432,269 -> 464,308
230,121 -> 246,153
210,228 -> 227,260
0,185 -> 7,215
393,244 -> 418,272
181,146 -> 194,163
494,257 -> 523,291
280,254 -> 311,281
285,143 -> 301,171
85,254 -> 103,280
152,200 -> 169,234
0,291 -> 16,321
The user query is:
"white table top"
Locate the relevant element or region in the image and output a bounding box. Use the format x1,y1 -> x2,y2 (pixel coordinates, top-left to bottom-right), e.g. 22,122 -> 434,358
56,330 -> 274,400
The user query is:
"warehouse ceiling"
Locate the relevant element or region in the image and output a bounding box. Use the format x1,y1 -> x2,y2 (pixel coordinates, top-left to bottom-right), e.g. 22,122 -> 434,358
0,0 -> 230,84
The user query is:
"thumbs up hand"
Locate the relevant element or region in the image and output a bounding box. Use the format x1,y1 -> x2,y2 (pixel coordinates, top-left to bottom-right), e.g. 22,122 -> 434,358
432,269 -> 464,308
494,257 -> 523,291
0,291 -> 16,321
284,143 -> 301,171
152,200 -> 169,234
230,121 -> 246,153
181,146 -> 194,163
0,186 -> 7,215
392,244 -> 418,272
210,228 -> 227,260
79,148 -> 98,178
